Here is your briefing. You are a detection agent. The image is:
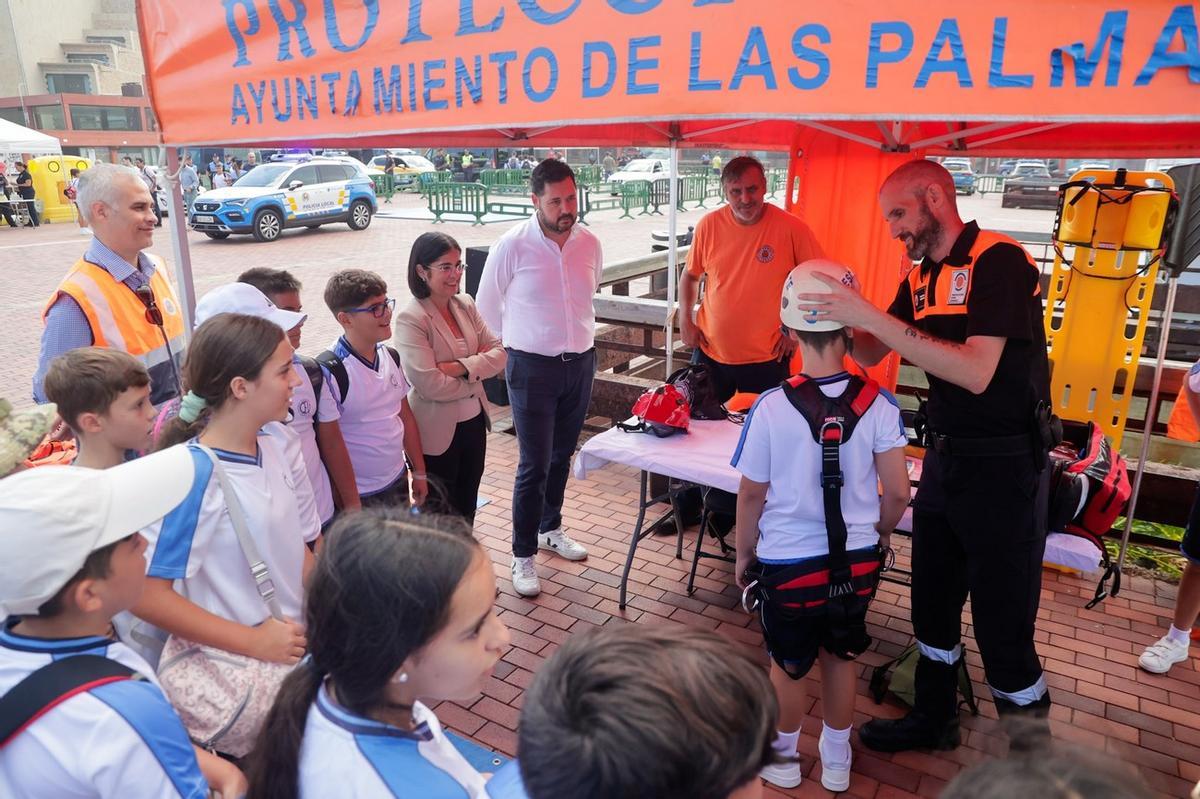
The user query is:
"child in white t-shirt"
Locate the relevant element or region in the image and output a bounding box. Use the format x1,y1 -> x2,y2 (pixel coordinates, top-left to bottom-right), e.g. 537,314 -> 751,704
239,267 -> 361,526
319,269 -> 427,509
133,314 -> 318,739
246,510 -> 511,799
733,261 -> 910,794
0,449 -> 243,798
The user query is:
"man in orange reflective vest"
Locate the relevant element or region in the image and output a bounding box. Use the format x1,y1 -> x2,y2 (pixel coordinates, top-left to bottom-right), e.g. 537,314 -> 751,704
33,163 -> 185,406
798,159 -> 1053,752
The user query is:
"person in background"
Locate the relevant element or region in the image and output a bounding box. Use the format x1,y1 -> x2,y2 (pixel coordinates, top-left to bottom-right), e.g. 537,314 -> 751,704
476,159 -> 601,597
394,232 -> 506,526
33,163 -> 186,406
506,153 -> 520,170
65,167 -> 90,234
0,173 -> 19,228
246,511 -> 511,799
601,151 -> 616,178
134,158 -> 163,228
678,155 -> 825,402
172,154 -> 200,215
212,162 -> 232,189
14,161 -> 38,227
382,154 -> 396,203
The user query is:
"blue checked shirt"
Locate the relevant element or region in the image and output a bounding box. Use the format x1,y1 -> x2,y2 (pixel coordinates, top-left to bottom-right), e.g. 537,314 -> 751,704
32,239 -> 160,403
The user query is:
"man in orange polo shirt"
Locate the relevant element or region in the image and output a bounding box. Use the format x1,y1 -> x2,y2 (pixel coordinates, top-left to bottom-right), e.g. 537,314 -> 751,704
33,163 -> 185,406
678,156 -> 824,401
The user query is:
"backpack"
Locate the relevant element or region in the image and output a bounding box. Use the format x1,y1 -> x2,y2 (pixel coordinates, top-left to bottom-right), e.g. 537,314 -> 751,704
316,346 -> 402,404
1047,422 -> 1132,607
296,354 -> 325,419
0,656 -> 139,749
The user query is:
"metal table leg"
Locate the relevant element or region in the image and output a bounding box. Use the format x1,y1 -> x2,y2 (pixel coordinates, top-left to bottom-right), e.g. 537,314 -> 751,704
618,470 -> 684,609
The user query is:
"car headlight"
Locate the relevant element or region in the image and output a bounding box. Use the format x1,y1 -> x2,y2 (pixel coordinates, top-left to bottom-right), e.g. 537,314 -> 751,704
226,199 -> 248,207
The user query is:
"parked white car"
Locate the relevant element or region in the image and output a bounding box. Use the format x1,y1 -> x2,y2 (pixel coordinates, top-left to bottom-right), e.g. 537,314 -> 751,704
607,158 -> 670,189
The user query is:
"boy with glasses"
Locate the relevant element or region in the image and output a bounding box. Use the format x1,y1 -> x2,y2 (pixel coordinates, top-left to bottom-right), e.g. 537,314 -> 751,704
320,270 -> 427,509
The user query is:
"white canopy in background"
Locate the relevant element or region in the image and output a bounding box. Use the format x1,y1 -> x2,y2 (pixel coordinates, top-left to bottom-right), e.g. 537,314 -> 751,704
0,117 -> 61,157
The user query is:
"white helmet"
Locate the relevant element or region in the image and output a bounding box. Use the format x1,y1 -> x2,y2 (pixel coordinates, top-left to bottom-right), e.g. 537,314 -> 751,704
780,259 -> 857,332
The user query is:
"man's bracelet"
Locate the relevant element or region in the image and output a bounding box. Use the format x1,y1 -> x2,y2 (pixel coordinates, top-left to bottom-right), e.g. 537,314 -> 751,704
412,473 -> 427,480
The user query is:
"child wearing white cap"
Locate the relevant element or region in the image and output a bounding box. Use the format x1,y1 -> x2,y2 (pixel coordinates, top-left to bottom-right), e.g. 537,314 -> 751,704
0,448 -> 244,798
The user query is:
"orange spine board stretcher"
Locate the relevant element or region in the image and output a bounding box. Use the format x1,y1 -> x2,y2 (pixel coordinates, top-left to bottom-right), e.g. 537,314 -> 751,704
1043,169 -> 1176,450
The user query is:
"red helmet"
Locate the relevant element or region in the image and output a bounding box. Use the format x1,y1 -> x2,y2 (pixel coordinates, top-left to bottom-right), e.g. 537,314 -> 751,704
621,384 -> 691,437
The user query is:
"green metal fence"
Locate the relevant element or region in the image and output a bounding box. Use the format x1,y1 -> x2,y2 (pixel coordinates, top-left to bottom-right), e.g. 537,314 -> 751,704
427,182 -> 489,225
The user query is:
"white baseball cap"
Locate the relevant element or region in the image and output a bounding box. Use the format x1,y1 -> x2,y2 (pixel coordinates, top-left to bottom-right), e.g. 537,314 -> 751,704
193,282 -> 306,332
0,445 -> 197,616
780,259 -> 857,332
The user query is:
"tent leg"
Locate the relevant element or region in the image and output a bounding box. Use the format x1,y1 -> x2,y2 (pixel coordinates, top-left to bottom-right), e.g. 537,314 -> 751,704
164,147 -> 197,339
1113,273 -> 1179,589
665,140 -> 679,376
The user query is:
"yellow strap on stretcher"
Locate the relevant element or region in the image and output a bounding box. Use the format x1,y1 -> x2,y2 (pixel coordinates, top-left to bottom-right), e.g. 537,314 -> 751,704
1044,169 -> 1177,450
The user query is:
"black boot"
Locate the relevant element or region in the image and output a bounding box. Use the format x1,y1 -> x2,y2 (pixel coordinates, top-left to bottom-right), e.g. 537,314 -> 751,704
860,655 -> 961,753
995,691 -> 1052,753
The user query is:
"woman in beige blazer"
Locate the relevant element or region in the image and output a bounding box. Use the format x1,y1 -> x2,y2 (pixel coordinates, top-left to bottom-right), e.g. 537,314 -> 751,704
393,232 -> 506,525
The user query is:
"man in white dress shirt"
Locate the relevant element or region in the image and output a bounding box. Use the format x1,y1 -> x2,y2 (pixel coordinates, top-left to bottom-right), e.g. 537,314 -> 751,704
477,160 -> 603,596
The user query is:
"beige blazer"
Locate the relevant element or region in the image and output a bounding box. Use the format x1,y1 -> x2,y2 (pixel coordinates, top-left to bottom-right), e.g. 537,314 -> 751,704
393,295 -> 506,456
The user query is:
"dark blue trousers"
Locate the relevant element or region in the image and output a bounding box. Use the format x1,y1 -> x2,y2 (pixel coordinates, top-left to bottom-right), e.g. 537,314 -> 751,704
506,348 -> 596,557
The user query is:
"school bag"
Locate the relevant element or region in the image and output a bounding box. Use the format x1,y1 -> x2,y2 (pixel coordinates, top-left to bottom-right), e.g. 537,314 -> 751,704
0,656 -> 139,748
869,644 -> 979,716
316,346 -> 402,403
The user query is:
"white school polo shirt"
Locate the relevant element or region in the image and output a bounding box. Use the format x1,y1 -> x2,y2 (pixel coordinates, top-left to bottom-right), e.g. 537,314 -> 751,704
731,373 -> 907,561
142,438 -> 319,626
0,624 -> 207,799
298,684 -> 489,799
290,356 -> 340,524
325,337 -> 410,496
475,215 -> 604,357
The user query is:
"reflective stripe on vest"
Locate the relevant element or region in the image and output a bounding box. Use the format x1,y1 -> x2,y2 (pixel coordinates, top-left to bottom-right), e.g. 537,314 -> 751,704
906,230 -> 1039,322
44,256 -> 186,366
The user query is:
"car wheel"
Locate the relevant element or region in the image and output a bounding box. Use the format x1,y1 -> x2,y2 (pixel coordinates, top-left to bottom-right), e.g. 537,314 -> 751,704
252,208 -> 283,242
204,231 -> 230,240
348,199 -> 373,231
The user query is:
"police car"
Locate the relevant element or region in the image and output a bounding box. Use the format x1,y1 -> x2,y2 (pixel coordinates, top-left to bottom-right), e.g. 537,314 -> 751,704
190,157 -> 377,242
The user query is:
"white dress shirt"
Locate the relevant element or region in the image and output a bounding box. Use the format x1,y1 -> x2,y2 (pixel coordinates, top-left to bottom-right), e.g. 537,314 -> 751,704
476,216 -> 603,357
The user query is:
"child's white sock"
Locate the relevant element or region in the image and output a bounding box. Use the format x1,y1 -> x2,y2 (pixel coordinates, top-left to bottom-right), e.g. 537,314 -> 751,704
1168,624 -> 1192,647
772,727 -> 801,757
819,722 -> 852,767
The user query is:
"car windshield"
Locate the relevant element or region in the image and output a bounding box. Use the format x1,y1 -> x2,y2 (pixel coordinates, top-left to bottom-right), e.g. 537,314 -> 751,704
624,159 -> 657,173
234,164 -> 292,188
1014,165 -> 1051,177
402,155 -> 435,170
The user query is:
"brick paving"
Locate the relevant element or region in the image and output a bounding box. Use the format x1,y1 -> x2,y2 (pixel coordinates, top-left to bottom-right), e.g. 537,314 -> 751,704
461,431 -> 1200,798
4,193 -> 1183,795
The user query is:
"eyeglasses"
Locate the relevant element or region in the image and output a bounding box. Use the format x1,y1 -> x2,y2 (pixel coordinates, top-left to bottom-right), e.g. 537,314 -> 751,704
346,298 -> 396,318
426,262 -> 466,275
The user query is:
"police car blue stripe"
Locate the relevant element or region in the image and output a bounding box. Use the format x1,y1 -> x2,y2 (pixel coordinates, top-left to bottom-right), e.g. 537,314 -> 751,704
147,447 -> 213,580
731,387 -> 782,467
92,680 -> 208,799
355,734 -> 471,799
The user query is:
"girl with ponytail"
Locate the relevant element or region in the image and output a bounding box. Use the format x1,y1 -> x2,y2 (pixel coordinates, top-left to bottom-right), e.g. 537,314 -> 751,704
247,510 -> 511,799
132,314 -> 319,746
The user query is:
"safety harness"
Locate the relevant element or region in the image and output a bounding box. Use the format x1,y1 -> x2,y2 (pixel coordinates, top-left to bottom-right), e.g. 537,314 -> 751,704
745,374 -> 885,660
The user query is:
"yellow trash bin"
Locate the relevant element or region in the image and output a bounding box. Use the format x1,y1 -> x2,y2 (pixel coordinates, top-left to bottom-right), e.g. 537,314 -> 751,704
28,156 -> 92,224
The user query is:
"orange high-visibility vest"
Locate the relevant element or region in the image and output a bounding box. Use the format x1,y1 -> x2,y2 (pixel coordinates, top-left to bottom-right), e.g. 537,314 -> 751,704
904,230 -> 1040,322
1167,384 -> 1200,442
43,255 -> 186,404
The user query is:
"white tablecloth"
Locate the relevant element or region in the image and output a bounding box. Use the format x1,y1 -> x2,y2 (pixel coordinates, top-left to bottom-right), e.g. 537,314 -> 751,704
573,418 -> 744,493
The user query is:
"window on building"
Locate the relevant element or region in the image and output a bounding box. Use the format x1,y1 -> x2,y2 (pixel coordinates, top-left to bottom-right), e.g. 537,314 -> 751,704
30,105 -> 65,130
69,104 -> 142,131
45,73 -> 92,94
66,53 -> 110,66
0,107 -> 26,126
145,108 -> 158,132
85,34 -> 127,46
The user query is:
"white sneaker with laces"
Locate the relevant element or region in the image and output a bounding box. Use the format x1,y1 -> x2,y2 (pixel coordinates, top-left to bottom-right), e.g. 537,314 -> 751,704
537,528 -> 588,561
1139,634 -> 1190,674
511,556 -> 540,597
759,760 -> 802,789
818,731 -> 852,793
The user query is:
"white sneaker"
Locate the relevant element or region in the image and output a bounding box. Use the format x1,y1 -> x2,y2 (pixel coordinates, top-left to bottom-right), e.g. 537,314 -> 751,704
511,557 -> 541,597
1139,634 -> 1190,674
759,760 -> 802,789
819,731 -> 852,793
538,528 -> 588,561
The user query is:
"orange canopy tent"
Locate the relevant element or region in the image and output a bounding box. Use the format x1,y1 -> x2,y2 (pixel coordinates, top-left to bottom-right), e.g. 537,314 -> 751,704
135,0 -> 1200,389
